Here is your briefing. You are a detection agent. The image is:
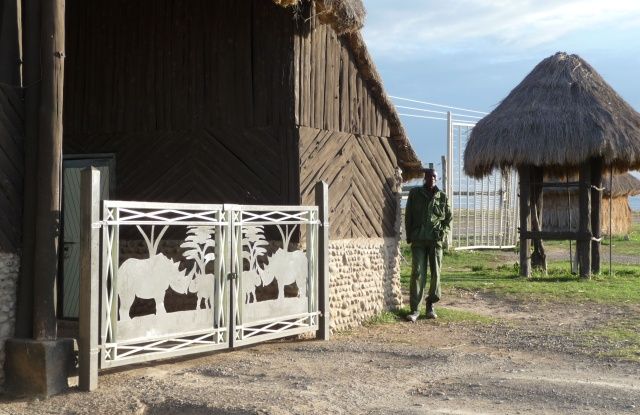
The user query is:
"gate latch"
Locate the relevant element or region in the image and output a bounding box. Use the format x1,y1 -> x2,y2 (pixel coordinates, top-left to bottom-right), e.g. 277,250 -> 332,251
227,272 -> 238,280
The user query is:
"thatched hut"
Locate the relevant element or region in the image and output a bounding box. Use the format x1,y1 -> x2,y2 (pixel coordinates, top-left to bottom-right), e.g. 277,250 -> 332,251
463,52 -> 640,277
0,0 -> 422,395
543,173 -> 640,235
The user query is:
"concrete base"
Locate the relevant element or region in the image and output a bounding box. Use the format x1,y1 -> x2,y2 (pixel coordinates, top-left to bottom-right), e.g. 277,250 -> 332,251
3,338 -> 74,397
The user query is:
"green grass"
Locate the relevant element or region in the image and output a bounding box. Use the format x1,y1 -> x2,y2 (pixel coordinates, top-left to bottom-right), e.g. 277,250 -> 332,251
364,306 -> 497,326
400,242 -> 640,305
544,223 -> 640,256
583,318 -> 640,361
363,310 -> 398,326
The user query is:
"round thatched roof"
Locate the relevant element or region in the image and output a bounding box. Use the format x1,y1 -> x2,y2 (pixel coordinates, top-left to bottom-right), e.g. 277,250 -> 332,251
605,172 -> 640,198
464,52 -> 640,178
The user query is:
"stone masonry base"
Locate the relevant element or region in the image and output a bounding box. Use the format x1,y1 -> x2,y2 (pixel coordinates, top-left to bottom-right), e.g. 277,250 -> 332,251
0,252 -> 19,387
328,237 -> 402,332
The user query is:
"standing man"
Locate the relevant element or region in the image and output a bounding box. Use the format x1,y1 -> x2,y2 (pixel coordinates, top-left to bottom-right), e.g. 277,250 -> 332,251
405,168 -> 452,322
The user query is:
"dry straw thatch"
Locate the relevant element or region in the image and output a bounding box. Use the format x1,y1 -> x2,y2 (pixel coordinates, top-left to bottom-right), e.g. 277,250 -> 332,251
464,52 -> 640,178
542,173 -> 640,235
272,0 -> 366,34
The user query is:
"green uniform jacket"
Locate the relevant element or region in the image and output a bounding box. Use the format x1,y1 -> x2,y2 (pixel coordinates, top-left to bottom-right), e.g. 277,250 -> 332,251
405,185 -> 452,245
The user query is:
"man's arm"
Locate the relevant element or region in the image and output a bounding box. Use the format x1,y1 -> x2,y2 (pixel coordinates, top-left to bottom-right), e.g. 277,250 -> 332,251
405,191 -> 413,243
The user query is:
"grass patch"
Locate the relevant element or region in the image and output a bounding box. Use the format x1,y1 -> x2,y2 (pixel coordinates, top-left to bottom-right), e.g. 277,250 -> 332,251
583,318 -> 640,361
363,310 -> 398,326
544,223 -> 640,256
400,242 -> 640,305
391,305 -> 496,325
434,307 -> 496,324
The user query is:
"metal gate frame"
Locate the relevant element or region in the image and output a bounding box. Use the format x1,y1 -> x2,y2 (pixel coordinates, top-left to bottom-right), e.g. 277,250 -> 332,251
446,113 -> 519,250
77,169 -> 329,390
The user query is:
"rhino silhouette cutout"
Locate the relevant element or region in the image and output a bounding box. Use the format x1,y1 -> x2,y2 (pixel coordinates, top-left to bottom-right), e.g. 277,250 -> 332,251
118,254 -> 191,321
188,272 -> 214,309
258,248 -> 308,301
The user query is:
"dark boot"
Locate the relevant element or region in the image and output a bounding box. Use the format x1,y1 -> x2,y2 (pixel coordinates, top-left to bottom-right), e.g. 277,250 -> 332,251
426,300 -> 437,319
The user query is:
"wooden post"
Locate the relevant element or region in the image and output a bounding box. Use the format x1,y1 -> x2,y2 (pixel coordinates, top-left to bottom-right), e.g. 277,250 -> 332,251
578,161 -> 592,279
518,166 -> 531,277
530,166 -> 546,271
0,0 -> 21,84
315,181 -> 330,340
79,168 -> 100,391
32,0 -> 65,340
14,0 -> 41,339
591,157 -> 603,274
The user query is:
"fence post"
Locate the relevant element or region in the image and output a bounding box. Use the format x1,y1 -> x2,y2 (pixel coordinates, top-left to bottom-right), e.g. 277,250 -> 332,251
315,181 -> 330,340
79,167 -> 101,391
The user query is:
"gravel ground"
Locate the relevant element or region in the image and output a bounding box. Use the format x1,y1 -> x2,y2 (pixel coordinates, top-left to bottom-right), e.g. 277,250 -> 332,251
1,289 -> 639,415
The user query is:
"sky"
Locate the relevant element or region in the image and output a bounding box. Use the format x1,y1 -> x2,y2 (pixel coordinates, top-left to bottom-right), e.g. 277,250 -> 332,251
361,0 -> 640,181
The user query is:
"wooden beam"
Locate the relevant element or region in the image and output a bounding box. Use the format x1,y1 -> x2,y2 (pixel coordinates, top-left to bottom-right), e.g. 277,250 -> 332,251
14,0 -> 41,339
518,166 -> 531,277
0,0 -> 21,85
32,0 -> 65,340
520,231 -> 591,240
591,157 -> 602,274
530,166 -> 546,271
577,161 -> 591,279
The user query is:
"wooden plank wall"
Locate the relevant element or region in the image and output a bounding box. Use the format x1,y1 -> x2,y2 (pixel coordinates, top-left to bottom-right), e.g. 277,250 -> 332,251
294,17 -> 391,138
0,84 -> 24,252
65,126 -> 297,204
63,0 -> 298,205
299,126 -> 398,239
295,9 -> 398,239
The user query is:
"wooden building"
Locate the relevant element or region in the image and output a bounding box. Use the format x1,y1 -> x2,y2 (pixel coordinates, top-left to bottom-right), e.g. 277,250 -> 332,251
543,173 -> 640,236
0,0 -> 421,394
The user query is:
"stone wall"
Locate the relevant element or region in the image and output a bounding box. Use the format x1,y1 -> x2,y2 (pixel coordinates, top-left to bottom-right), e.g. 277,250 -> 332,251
328,237 -> 402,331
0,253 -> 19,386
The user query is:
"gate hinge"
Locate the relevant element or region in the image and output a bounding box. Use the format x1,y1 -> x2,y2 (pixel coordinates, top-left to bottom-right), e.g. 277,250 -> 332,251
227,272 -> 238,280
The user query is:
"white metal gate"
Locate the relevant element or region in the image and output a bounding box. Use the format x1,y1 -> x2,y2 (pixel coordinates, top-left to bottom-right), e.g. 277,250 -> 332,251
78,169 -> 328,390
446,116 -> 519,249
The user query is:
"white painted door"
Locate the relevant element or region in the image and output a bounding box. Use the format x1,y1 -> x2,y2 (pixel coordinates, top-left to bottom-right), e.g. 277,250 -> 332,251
62,158 -> 112,319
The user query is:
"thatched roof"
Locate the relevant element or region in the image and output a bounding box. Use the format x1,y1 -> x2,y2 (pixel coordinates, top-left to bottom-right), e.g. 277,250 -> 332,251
464,52 -> 640,178
273,0 -> 366,34
273,0 -> 423,179
544,172 -> 640,198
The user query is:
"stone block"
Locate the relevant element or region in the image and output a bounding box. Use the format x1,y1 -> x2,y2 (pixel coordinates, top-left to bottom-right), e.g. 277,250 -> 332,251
4,338 -> 75,397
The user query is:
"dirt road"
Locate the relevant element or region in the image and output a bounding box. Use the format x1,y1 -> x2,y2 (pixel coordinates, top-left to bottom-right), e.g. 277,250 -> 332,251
2,288 -> 639,415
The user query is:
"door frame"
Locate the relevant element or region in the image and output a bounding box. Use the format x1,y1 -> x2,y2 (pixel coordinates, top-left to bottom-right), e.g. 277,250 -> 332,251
58,153 -> 116,320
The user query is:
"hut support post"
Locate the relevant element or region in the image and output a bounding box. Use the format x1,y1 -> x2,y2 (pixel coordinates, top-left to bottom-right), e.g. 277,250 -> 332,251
530,166 -> 546,271
518,166 -> 531,277
577,161 -> 592,279
590,157 -> 602,274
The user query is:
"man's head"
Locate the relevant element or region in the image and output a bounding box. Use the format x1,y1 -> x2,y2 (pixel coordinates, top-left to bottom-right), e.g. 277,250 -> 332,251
423,168 -> 437,189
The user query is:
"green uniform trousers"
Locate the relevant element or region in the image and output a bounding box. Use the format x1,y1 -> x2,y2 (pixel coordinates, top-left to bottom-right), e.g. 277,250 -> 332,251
410,241 -> 442,312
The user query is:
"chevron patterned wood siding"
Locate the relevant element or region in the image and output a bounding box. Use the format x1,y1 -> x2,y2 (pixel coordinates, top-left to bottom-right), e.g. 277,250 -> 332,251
63,0 -> 298,205
0,84 -> 24,253
299,127 -> 398,239
295,9 -> 399,240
